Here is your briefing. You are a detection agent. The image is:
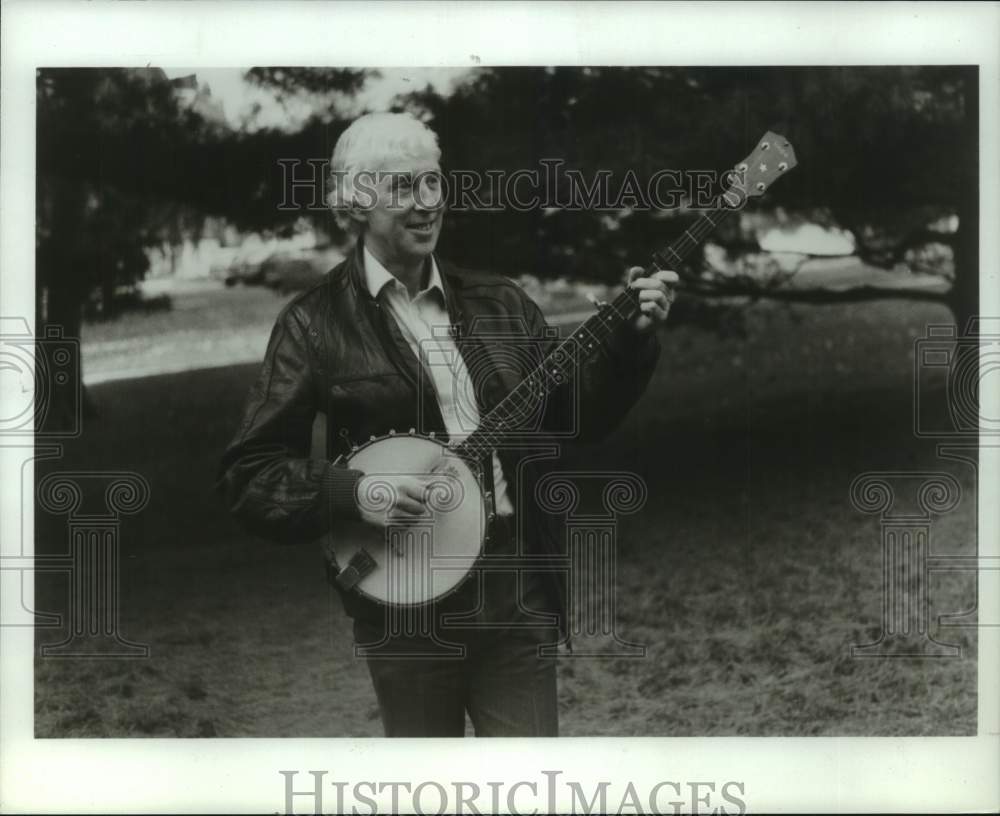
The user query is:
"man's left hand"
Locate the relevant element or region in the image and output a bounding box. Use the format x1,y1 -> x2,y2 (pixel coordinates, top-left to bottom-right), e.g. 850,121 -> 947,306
627,266 -> 679,334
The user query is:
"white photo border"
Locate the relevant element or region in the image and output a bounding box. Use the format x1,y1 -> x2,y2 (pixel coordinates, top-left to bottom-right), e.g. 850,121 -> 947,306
2,1 -> 998,813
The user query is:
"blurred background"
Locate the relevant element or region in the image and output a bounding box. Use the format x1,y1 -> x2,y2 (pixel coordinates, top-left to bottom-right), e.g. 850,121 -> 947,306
32,66 -> 979,738
35,65 -> 974,385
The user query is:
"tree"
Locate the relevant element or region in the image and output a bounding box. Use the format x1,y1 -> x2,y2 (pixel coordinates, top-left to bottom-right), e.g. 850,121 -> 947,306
396,66 -> 976,322
35,67 -> 373,423
244,67 -> 369,99
209,68 -> 372,240
36,68 -> 221,334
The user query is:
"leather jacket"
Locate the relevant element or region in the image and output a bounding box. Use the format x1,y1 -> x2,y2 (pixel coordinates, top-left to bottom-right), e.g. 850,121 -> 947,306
217,241 -> 660,626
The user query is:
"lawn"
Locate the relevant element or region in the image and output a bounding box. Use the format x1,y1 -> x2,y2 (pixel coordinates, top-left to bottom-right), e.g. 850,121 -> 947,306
34,293 -> 977,737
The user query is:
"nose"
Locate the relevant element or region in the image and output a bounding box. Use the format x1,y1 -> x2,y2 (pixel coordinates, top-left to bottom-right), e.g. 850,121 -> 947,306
413,174 -> 444,212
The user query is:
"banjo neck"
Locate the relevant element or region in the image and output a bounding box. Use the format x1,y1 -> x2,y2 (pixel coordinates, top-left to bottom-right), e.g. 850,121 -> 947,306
453,130 -> 798,464
328,133 -> 797,608
452,206 -> 733,463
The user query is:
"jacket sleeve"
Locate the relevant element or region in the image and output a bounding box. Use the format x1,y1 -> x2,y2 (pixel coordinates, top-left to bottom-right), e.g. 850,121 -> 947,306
519,292 -> 661,443
216,305 -> 364,544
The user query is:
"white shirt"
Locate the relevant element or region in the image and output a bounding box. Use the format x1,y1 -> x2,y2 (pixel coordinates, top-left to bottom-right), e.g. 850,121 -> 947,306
363,247 -> 515,516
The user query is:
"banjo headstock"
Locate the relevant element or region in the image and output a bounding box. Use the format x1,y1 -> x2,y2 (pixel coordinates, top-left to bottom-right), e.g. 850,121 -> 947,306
723,131 -> 797,206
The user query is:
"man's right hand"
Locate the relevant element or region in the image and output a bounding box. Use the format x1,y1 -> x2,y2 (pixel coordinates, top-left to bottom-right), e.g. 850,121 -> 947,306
355,472 -> 436,528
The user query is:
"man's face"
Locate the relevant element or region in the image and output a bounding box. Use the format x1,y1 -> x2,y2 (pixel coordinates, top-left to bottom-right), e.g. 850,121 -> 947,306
355,152 -> 444,269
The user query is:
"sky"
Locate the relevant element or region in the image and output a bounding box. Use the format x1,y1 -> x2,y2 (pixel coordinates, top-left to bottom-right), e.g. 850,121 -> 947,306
162,67 -> 473,130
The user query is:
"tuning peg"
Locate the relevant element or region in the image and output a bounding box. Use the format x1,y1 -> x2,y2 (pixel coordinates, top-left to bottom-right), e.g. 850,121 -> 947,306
585,291 -> 608,309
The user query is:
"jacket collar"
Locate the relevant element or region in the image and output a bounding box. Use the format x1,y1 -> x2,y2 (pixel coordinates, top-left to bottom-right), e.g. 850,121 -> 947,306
345,237 -> 465,324
361,244 -> 445,302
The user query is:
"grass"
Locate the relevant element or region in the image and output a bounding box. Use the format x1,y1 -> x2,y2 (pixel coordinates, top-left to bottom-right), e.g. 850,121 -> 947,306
34,294 -> 976,737
79,279 -> 602,382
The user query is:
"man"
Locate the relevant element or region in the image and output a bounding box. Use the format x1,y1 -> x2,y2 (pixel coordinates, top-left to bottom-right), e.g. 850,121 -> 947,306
218,112 -> 677,737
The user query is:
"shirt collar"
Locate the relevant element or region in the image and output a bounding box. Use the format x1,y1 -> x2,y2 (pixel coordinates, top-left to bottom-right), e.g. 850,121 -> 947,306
362,245 -> 443,302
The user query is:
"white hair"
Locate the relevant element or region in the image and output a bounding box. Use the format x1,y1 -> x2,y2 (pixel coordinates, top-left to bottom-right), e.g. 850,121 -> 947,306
326,112 -> 442,234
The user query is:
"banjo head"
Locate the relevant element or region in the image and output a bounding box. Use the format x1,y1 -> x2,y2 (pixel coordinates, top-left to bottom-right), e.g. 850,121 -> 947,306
326,434 -> 486,606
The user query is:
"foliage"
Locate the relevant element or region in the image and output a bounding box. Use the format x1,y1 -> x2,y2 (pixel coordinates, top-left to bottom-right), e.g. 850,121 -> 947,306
245,67 -> 369,98
193,68 -> 373,239
36,69 -> 223,325
393,66 -> 974,289
35,67 -> 368,329
36,66 -> 976,335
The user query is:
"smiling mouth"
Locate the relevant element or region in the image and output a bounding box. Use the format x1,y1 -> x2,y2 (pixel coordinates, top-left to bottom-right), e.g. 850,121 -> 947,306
407,222 -> 435,232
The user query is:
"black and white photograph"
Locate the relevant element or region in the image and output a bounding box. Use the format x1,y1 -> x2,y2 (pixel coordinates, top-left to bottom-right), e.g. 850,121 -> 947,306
2,2 -> 998,813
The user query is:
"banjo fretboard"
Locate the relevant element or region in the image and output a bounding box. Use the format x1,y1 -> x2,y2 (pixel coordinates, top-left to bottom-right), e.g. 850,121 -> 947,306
452,128 -> 798,463
454,203 -> 737,463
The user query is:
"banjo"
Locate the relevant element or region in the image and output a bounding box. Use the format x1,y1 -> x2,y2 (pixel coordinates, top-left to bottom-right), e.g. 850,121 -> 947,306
323,131 -> 798,606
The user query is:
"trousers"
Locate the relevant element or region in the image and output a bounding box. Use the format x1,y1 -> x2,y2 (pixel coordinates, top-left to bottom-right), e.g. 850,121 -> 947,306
351,515 -> 561,737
